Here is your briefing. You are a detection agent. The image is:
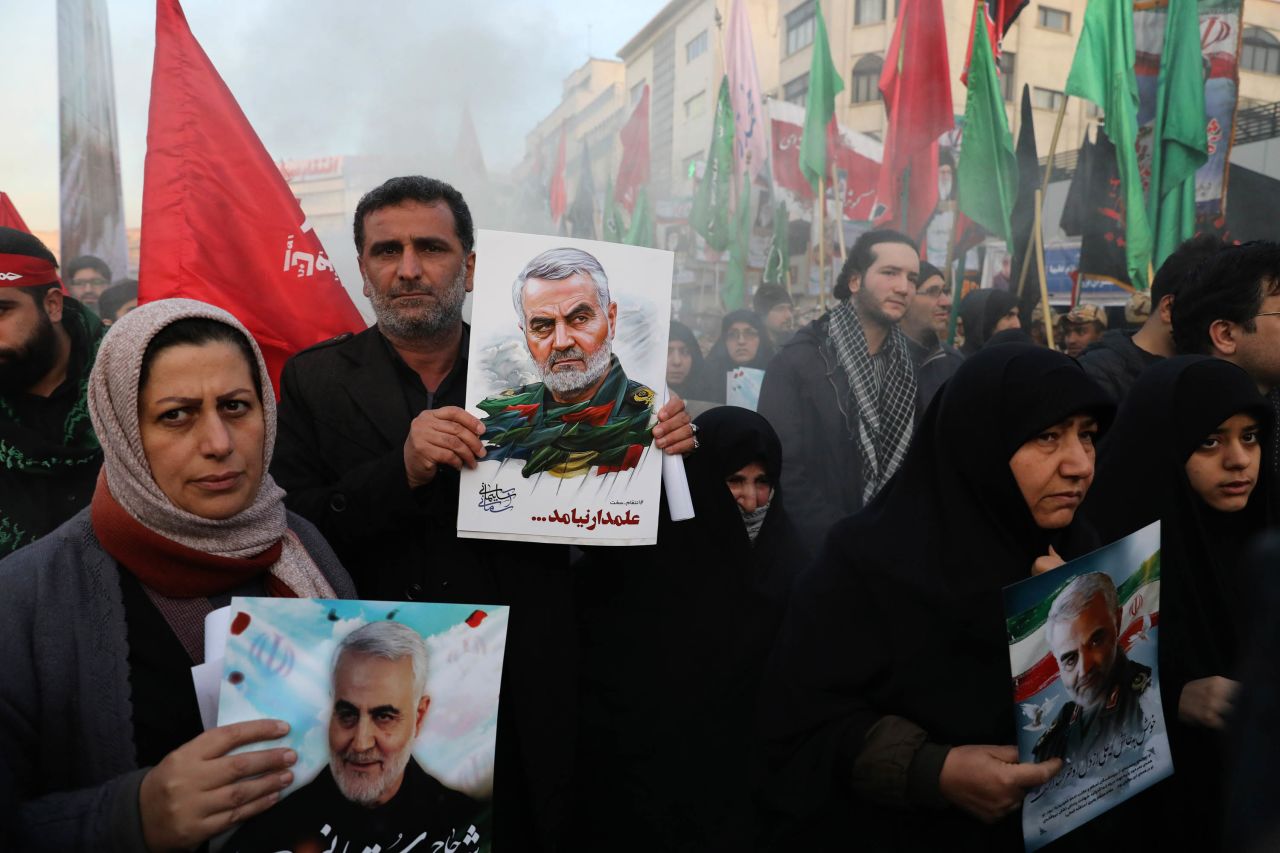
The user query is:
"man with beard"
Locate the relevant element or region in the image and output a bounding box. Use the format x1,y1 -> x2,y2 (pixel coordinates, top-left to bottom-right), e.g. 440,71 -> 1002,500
1033,572 -> 1152,767
476,247 -> 655,479
270,176 -> 693,851
226,622 -> 483,853
0,228 -> 104,554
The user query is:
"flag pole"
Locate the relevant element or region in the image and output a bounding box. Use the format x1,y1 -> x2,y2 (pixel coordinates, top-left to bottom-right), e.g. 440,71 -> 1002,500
943,201 -> 964,346
1016,95 -> 1069,299
1033,187 -> 1056,350
818,175 -> 827,310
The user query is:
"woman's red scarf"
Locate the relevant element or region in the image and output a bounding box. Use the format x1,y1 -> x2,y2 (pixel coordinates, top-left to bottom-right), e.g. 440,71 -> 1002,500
91,482 -> 297,598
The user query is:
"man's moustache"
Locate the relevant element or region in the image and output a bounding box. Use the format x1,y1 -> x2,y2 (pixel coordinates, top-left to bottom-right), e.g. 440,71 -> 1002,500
546,347 -> 587,367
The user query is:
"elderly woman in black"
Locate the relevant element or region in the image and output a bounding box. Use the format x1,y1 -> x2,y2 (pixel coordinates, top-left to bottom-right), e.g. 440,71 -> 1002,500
759,344 -> 1113,850
0,299 -> 354,851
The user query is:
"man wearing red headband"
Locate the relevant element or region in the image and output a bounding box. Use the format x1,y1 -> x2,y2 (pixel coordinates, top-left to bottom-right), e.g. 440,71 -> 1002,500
0,227 -> 105,554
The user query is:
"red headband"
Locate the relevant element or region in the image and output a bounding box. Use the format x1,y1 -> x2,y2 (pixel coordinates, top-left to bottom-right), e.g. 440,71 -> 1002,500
0,253 -> 63,289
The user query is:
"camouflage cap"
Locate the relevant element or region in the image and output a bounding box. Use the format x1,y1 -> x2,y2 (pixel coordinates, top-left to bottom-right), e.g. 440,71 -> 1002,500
1031,302 -> 1060,324
1064,302 -> 1107,328
1124,291 -> 1152,325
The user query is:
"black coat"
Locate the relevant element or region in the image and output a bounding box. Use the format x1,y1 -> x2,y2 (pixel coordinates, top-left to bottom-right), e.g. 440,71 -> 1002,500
757,314 -> 925,548
271,324 -> 573,853
1077,329 -> 1163,405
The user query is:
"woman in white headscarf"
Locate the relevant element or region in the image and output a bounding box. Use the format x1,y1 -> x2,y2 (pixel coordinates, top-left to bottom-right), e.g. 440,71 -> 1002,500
0,299 -> 355,851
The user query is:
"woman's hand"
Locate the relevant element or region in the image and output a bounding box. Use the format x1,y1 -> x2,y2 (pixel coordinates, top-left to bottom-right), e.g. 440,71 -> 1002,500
654,393 -> 695,455
1178,676 -> 1240,730
938,744 -> 1062,824
1032,546 -> 1065,576
139,719 -> 295,851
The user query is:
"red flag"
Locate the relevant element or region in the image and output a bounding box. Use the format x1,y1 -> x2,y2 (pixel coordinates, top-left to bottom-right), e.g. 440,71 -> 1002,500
769,100 -> 881,220
549,127 -> 568,225
615,86 -> 650,214
140,0 -> 365,393
872,0 -> 954,241
960,0 -> 1028,83
0,194 -> 31,233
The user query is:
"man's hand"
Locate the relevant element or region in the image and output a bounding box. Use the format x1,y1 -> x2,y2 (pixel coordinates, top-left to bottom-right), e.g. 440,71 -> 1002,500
140,720 -> 295,851
1178,676 -> 1240,730
654,393 -> 695,456
1031,546 -> 1065,576
404,406 -> 487,488
938,744 -> 1062,824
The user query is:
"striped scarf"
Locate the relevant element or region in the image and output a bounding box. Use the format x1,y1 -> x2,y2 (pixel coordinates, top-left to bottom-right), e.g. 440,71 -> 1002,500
827,301 -> 918,504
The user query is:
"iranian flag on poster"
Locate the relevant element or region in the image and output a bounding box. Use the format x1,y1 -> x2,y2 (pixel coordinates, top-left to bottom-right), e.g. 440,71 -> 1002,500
769,100 -> 882,222
1133,2 -> 1244,215
1002,522 -> 1172,852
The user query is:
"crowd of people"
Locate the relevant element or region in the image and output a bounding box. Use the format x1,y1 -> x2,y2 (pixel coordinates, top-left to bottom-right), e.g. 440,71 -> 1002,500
1,173 -> 1278,853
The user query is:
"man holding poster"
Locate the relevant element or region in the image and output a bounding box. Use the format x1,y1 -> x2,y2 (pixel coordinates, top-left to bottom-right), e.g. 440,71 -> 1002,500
476,248 -> 656,479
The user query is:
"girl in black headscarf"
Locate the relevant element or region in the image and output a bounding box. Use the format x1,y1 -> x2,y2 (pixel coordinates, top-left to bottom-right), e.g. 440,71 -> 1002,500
667,320 -> 712,402
572,407 -> 807,852
703,310 -> 777,403
959,288 -> 1022,356
758,344 -> 1113,851
1086,356 -> 1271,849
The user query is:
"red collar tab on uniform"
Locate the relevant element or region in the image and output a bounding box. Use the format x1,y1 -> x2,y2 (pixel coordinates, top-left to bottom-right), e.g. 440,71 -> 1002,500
0,253 -> 63,289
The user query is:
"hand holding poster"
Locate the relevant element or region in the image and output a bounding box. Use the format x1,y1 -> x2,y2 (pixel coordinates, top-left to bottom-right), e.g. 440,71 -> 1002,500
457,230 -> 674,546
1003,522 -> 1171,851
217,598 -> 507,853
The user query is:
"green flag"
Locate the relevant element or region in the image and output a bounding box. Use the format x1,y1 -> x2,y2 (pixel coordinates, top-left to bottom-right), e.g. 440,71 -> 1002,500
690,77 -> 734,252
762,202 -> 790,286
725,175 -> 751,310
1065,0 -> 1152,289
1148,0 -> 1207,268
956,10 -> 1018,247
799,0 -> 843,193
624,185 -> 654,248
602,175 -> 626,243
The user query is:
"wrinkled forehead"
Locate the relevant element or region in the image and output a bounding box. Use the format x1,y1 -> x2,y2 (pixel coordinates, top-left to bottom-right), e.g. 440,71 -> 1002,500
522,273 -> 601,314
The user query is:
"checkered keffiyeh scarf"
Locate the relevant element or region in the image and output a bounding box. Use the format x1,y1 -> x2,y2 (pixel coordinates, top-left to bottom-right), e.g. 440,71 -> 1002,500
828,301 -> 917,504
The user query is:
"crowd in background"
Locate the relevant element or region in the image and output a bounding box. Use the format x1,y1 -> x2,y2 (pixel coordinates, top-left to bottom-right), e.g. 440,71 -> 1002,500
2,174 -> 1280,852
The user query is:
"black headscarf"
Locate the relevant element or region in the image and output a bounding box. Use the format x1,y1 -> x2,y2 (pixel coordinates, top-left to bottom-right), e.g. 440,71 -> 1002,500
1086,356 -> 1271,846
667,320 -> 712,401
759,345 -> 1113,848
704,310 -> 777,402
573,407 -> 808,848
959,288 -> 1020,356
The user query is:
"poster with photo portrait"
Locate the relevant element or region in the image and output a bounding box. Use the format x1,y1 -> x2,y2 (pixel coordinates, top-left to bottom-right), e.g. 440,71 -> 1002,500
456,229 -> 674,546
1003,522 -> 1171,851
217,598 -> 507,853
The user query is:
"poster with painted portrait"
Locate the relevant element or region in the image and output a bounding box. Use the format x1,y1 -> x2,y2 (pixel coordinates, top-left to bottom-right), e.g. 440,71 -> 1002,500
1003,522 -> 1171,851
456,229 -> 674,546
217,598 -> 507,853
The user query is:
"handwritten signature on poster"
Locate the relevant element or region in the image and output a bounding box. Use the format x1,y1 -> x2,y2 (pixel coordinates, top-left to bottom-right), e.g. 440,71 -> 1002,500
478,483 -> 516,513
530,508 -> 642,531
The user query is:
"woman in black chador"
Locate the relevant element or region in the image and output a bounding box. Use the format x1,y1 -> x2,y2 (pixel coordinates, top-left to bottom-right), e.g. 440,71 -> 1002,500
1087,355 -> 1271,850
758,344 -> 1113,851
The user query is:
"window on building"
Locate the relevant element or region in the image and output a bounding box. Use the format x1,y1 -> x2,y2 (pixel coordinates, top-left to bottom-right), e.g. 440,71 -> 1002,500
630,81 -> 647,105
1085,101 -> 1102,119
851,54 -> 884,103
854,0 -> 886,25
783,73 -> 810,105
686,30 -> 709,63
684,90 -> 707,119
786,1 -> 816,56
1032,86 -> 1065,110
1242,27 -> 1280,75
683,151 -> 704,181
1037,6 -> 1070,32
998,51 -> 1016,101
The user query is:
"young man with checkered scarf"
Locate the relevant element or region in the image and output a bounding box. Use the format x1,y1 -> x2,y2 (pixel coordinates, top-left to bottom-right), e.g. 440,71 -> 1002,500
758,229 -> 926,546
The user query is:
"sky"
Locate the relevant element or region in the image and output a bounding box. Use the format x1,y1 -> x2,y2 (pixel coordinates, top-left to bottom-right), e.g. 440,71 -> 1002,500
0,0 -> 667,230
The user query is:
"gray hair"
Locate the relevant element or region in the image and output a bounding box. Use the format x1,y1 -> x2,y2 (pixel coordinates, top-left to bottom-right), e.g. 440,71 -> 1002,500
334,621 -> 428,699
1046,572 -> 1119,642
511,247 -> 611,328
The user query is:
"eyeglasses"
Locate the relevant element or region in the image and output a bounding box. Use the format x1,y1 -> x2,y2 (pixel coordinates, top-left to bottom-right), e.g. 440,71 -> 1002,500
727,328 -> 760,341
917,286 -> 947,299
1256,312 -> 1280,318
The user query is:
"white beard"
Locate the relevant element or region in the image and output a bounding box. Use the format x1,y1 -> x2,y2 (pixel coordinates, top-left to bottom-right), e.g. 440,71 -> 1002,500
538,340 -> 613,396
330,744 -> 415,807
